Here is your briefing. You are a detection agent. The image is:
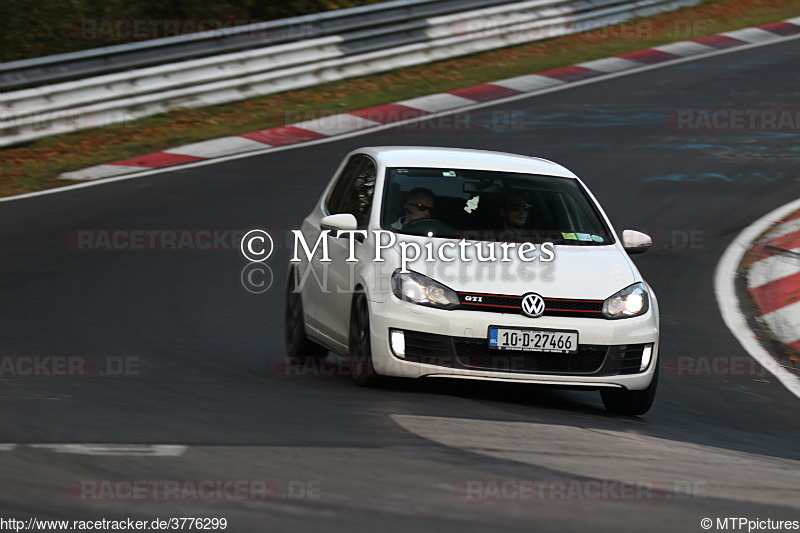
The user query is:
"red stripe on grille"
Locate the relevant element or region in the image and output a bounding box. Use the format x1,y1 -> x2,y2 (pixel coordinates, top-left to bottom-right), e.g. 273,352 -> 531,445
548,308 -> 602,313
545,298 -> 604,303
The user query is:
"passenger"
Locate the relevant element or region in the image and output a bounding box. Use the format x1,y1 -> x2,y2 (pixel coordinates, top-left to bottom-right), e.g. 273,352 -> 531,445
499,193 -> 531,235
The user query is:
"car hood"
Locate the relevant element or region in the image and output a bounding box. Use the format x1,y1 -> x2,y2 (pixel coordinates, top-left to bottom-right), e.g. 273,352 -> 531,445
384,235 -> 638,300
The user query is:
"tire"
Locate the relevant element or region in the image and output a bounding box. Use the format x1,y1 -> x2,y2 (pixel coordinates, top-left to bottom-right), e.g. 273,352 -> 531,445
285,266 -> 327,360
601,363 -> 659,416
349,293 -> 381,386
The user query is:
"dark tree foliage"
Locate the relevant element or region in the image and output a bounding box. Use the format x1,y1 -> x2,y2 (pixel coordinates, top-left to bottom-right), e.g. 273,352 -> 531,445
0,0 -> 383,62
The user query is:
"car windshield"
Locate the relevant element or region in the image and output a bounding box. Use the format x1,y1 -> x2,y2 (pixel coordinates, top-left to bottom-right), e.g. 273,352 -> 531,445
380,167 -> 614,245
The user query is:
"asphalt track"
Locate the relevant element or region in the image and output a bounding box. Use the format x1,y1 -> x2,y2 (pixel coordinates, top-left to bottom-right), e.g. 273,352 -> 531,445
1,39 -> 799,531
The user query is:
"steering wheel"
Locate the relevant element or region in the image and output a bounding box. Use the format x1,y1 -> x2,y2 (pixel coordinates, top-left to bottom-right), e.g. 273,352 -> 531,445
401,217 -> 456,237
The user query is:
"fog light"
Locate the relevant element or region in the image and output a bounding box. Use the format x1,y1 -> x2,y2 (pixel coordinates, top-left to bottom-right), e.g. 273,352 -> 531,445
390,330 -> 405,358
640,344 -> 653,371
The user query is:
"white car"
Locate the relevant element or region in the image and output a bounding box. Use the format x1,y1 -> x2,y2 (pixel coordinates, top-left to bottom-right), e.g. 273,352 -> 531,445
285,147 -> 659,415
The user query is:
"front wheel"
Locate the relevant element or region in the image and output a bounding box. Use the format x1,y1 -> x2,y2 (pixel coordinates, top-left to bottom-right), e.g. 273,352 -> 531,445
601,363 -> 659,416
349,293 -> 381,387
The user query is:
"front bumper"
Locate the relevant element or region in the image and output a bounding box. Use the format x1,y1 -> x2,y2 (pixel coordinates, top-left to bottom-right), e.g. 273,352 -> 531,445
367,294 -> 659,390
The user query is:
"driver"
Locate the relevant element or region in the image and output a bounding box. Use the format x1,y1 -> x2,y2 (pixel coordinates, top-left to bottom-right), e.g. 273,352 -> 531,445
391,187 -> 435,229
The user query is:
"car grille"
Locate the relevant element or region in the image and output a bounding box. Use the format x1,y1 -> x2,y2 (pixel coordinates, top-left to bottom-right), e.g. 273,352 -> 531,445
401,330 -> 645,375
457,292 -> 604,318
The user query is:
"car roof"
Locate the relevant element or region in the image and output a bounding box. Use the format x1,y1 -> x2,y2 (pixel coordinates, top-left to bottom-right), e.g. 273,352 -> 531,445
356,146 -> 578,179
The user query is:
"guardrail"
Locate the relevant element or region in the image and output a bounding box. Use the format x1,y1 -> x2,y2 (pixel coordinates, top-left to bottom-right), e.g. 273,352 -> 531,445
0,0 -> 700,148
0,0 -> 515,92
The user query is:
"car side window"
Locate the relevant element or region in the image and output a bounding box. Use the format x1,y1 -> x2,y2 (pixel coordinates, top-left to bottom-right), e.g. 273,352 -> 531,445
326,155 -> 376,228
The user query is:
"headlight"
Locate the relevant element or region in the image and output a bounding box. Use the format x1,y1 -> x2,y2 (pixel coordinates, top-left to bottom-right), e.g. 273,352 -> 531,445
391,270 -> 459,310
602,282 -> 649,319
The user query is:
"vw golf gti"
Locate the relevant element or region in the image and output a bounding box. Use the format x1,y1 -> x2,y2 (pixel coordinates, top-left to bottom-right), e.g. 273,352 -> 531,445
285,147 -> 659,415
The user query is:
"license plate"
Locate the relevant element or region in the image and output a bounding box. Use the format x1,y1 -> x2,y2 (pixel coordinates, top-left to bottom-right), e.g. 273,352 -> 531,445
488,327 -> 578,354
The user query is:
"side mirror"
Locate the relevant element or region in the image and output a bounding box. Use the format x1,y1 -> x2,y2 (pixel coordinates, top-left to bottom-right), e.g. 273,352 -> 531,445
321,213 -> 358,232
622,229 -> 652,254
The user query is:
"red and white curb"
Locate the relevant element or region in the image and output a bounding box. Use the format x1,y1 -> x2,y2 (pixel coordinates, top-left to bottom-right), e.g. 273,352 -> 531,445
58,17 -> 800,181
747,210 -> 800,353
715,199 -> 800,399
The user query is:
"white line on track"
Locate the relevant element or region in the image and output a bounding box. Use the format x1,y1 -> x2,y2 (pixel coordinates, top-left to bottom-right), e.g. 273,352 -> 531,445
27,444 -> 187,456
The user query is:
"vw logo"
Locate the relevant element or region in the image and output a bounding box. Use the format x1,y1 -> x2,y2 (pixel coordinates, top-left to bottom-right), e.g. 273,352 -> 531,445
521,293 -> 545,318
